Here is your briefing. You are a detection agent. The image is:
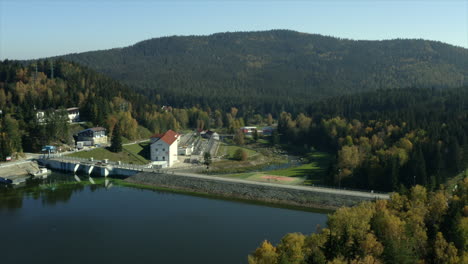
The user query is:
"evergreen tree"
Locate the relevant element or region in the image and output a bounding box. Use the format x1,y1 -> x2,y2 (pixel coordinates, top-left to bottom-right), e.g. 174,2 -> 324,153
390,157 -> 400,191
272,130 -> 280,146
253,129 -> 259,141
447,137 -> 462,173
203,152 -> 212,167
110,123 -> 123,152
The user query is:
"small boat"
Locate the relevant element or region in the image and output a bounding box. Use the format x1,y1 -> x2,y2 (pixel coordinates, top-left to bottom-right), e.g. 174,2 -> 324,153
30,168 -> 51,179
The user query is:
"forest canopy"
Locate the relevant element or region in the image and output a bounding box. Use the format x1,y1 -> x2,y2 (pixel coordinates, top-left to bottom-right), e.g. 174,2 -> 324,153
249,179 -> 468,264
58,30 -> 468,111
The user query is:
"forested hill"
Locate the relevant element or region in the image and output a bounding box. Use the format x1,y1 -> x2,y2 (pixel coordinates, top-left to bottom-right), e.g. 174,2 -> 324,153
57,30 -> 468,109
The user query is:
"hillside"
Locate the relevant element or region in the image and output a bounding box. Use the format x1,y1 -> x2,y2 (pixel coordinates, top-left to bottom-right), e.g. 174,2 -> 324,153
58,30 -> 468,110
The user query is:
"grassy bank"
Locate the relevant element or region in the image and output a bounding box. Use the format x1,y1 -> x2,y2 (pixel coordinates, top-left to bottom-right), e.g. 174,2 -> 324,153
67,142 -> 150,165
216,151 -> 332,186
207,142 -> 279,174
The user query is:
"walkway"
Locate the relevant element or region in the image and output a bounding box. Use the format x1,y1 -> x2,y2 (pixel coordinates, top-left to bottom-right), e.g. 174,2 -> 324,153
158,171 -> 390,200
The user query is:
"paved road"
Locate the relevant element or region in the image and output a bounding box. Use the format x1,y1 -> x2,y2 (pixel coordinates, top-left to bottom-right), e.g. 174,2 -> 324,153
0,153 -> 42,168
123,139 -> 150,146
164,171 -> 390,200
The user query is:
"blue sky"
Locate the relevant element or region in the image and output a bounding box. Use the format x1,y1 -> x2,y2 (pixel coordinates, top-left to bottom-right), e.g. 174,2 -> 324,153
1,0 -> 467,60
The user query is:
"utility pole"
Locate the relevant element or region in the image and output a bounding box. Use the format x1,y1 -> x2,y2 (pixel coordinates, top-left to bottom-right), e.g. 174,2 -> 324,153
338,168 -> 342,189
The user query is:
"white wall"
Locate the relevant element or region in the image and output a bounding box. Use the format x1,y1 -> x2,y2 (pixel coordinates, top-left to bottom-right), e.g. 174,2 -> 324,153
151,141 -> 169,163
168,139 -> 178,167
150,136 -> 179,167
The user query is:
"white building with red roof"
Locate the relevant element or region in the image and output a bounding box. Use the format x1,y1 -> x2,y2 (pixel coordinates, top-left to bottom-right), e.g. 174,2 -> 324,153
150,130 -> 180,168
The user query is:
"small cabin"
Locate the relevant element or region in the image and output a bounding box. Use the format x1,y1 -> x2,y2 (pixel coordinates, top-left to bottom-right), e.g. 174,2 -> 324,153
77,127 -> 107,146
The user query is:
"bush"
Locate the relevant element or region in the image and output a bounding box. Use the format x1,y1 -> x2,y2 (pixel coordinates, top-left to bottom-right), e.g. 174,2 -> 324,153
233,148 -> 248,161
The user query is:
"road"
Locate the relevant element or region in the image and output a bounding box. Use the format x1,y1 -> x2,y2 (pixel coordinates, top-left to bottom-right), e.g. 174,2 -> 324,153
0,153 -> 42,168
165,171 -> 390,200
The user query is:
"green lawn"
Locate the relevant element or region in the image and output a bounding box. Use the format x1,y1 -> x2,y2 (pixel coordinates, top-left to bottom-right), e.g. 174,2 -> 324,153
268,151 -> 332,184
67,142 -> 150,165
123,142 -> 150,162
217,144 -> 257,159
217,151 -> 332,186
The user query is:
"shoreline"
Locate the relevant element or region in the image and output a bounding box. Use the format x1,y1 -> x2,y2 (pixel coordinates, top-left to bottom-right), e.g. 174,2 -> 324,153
126,172 -> 385,210
118,179 -> 334,213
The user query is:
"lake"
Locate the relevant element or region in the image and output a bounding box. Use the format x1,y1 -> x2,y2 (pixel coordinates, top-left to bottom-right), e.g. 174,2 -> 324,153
0,172 -> 328,264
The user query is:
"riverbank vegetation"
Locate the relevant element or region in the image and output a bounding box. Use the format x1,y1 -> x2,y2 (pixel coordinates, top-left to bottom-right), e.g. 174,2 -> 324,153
249,179 -> 468,264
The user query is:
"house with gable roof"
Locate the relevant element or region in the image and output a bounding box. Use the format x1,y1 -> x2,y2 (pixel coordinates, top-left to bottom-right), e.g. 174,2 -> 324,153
76,127 -> 107,146
150,130 -> 180,168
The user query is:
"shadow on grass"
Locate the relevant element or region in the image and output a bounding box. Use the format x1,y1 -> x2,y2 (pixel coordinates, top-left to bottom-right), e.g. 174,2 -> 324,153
137,143 -> 151,160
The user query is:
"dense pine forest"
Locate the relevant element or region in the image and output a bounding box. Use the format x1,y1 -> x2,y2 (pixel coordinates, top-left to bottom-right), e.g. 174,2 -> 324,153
277,87 -> 468,191
58,30 -> 468,111
1,58 -> 467,193
249,180 -> 468,264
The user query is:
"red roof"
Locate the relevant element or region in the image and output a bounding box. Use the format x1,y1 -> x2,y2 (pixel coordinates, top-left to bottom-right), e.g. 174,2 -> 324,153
152,130 -> 179,145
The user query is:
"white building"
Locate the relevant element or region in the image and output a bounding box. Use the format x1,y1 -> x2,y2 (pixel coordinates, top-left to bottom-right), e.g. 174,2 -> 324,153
178,143 -> 194,156
66,107 -> 80,122
150,130 -> 180,168
36,107 -> 80,123
76,127 -> 107,146
240,126 -> 257,135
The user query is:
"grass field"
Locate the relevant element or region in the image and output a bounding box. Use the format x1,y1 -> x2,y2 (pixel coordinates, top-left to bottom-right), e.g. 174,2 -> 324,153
217,144 -> 257,159
207,143 -> 277,174
67,142 -> 150,165
218,151 -> 332,186
219,172 -> 305,185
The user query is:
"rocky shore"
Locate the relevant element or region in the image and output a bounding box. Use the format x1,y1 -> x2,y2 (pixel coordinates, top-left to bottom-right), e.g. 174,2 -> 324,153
126,172 -> 387,210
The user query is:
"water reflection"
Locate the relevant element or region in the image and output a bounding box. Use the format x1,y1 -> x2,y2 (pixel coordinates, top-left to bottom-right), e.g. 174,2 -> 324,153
0,172 -> 327,264
0,173 -> 106,211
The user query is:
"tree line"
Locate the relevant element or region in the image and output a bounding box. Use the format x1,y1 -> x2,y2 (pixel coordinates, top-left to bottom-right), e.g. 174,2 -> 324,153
249,180 -> 468,264
278,87 -> 467,192
0,60 -> 270,159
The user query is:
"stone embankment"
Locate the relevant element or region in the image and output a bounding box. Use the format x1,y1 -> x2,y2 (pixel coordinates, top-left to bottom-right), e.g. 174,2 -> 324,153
127,172 -> 390,210
0,161 -> 40,184
0,161 -> 39,178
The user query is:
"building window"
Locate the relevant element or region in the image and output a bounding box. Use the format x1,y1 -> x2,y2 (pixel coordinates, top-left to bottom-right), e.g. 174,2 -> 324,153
163,148 -> 165,151
155,157 -> 158,161
163,156 -> 165,161
155,148 -> 158,151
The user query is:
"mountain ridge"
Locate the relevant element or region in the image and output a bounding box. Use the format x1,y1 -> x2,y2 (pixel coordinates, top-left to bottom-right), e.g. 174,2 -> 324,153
54,29 -> 468,109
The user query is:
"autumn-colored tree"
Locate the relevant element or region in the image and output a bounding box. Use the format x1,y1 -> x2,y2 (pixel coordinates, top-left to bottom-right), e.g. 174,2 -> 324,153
249,184 -> 467,264
248,240 -> 278,264
233,148 -> 247,161
433,232 -> 460,264
234,129 -> 245,145
276,233 -> 306,264
266,113 -> 273,126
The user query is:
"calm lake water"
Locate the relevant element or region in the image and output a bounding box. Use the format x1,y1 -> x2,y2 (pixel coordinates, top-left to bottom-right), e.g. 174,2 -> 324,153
0,172 -> 327,264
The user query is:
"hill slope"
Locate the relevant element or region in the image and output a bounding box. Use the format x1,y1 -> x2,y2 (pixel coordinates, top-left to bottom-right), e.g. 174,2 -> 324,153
59,30 -> 468,108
